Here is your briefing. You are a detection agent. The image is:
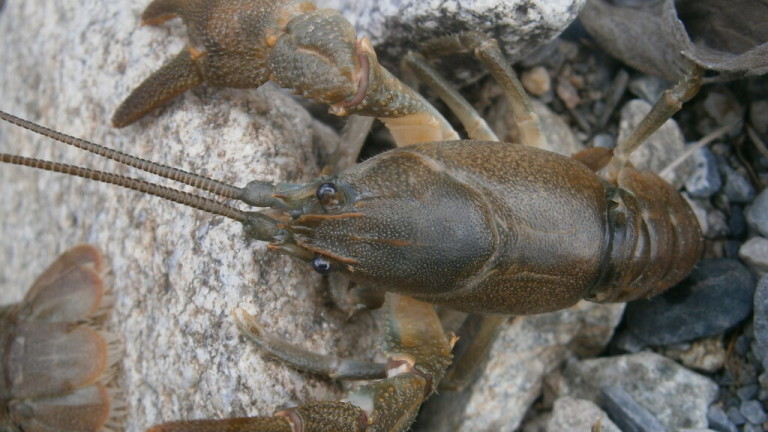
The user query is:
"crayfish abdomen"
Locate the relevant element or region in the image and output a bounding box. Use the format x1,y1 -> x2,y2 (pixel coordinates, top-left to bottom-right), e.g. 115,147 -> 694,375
293,140 -> 702,315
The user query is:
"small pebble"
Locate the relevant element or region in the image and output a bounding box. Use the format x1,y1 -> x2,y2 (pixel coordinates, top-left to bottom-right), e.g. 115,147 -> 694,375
724,240 -> 742,259
750,100 -> 768,135
728,205 -> 746,238
686,147 -> 722,198
592,132 -> 615,149
727,405 -> 747,425
609,328 -> 648,354
556,78 -> 581,109
703,88 -> 744,128
740,400 -> 767,424
758,373 -> 768,401
707,404 -> 739,432
628,74 -> 668,103
746,189 -> 768,237
737,384 -> 760,401
661,336 -> 725,373
735,334 -> 752,357
521,66 -> 551,96
707,209 -> 730,238
743,423 -> 765,432
721,164 -> 756,204
739,237 -> 768,275
753,275 -> 768,371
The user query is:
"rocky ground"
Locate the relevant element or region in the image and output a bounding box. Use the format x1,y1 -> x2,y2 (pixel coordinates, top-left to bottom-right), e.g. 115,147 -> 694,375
323,1 -> 768,431
488,34 -> 768,432
1,0 -> 766,431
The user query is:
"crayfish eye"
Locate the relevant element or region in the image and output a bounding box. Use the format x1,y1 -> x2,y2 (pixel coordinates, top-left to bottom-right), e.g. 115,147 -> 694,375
316,182 -> 343,210
312,255 -> 333,274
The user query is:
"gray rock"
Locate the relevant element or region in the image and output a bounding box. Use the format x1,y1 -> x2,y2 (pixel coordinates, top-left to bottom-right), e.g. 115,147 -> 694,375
485,97 -> 585,156
592,132 -> 616,149
737,384 -> 760,401
708,404 -> 739,432
415,301 -> 624,432
628,74 -> 669,104
625,259 -> 755,345
685,147 -> 722,198
746,189 -> 768,237
754,275 -> 768,372
548,396 -> 621,432
750,100 -> 768,136
686,196 -> 713,239
558,351 -> 719,429
600,386 -> 666,432
320,0 -> 586,70
611,328 -> 650,354
728,405 -> 747,425
660,335 -> 726,373
743,423 -> 766,432
706,208 -> 731,238
740,400 -> 767,424
729,205 -> 747,238
619,99 -> 691,189
702,88 -> 744,129
759,373 -> 768,402
721,163 -> 756,203
533,98 -> 586,156
739,237 -> 768,276
0,2 -> 374,431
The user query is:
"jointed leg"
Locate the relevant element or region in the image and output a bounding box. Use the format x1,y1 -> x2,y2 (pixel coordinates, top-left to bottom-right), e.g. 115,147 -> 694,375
601,65 -> 703,182
439,313 -> 507,391
420,32 -> 547,150
234,308 -> 387,381
148,294 -> 453,432
402,52 -> 498,141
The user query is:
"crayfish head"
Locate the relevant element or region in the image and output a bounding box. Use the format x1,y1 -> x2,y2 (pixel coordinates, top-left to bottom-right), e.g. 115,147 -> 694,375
272,149 -> 495,298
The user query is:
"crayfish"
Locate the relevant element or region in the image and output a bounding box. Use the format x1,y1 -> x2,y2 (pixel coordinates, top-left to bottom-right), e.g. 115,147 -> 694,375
0,0 -> 707,430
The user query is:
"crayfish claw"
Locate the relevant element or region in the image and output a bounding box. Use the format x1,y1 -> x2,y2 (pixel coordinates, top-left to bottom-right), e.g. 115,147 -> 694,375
112,49 -> 203,127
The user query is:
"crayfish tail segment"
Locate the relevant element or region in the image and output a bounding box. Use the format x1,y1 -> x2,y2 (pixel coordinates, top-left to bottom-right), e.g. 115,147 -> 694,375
587,166 -> 703,303
10,383 -> 114,432
112,49 -> 204,127
21,243 -> 106,322
0,245 -> 123,432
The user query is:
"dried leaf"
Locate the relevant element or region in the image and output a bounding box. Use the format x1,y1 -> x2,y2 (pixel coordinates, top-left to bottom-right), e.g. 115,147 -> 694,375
580,0 -> 768,81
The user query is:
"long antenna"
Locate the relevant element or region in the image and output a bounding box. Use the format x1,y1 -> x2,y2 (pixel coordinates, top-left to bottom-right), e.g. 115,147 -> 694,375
0,154 -> 250,224
0,111 -> 277,231
0,111 -> 244,200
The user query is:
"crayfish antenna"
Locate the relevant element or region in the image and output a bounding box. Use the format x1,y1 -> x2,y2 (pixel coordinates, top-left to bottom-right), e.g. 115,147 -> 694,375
0,111 -> 286,241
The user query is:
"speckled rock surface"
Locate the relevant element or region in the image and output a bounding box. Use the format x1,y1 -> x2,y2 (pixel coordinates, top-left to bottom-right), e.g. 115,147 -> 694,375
320,0 -> 585,69
548,396 -> 621,432
557,351 -> 719,430
415,301 -> 624,431
0,1 -> 377,430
